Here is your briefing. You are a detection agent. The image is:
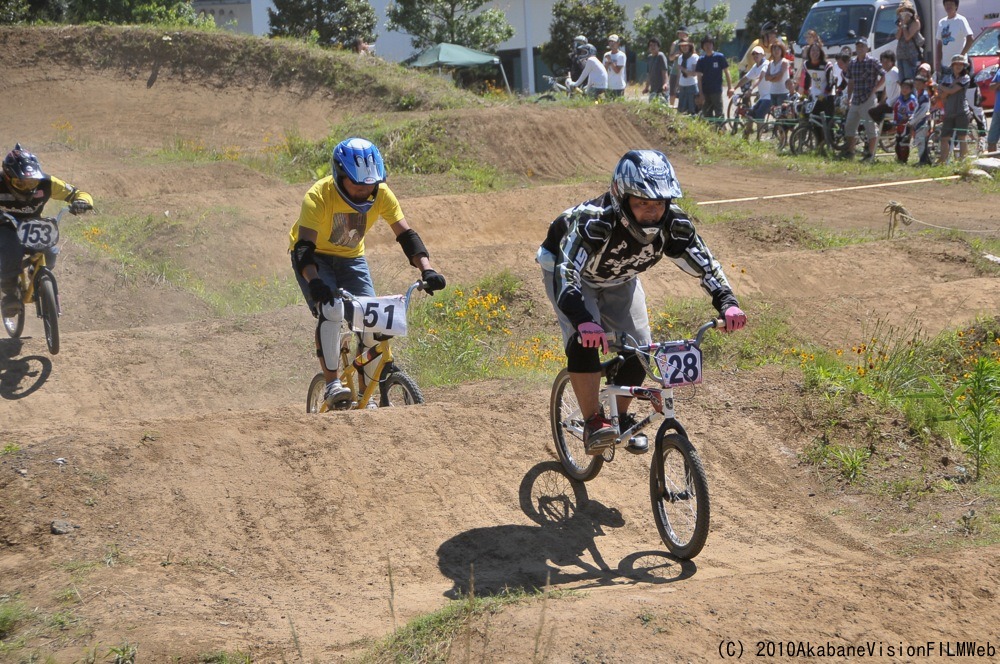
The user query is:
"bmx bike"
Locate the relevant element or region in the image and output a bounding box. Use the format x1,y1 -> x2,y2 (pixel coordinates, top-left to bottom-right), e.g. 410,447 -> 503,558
2,206 -> 71,355
550,319 -> 724,559
306,280 -> 426,412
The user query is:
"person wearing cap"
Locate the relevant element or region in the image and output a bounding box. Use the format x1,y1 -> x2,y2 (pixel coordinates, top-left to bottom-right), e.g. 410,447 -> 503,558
603,34 -> 627,98
733,45 -> 768,93
842,37 -> 885,162
643,38 -> 670,103
891,78 -> 919,162
667,26 -> 690,107
909,74 -> 934,165
694,35 -> 732,122
936,53 -> 973,162
738,21 -> 779,75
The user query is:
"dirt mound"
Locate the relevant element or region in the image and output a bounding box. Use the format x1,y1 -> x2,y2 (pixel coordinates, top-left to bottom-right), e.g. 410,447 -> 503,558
1,25 -> 998,663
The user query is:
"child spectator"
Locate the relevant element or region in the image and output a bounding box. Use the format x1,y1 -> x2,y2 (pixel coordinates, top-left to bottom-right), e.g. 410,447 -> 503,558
988,47 -> 1000,153
936,53 -> 972,163
910,74 -> 933,165
867,51 -> 900,158
694,35 -> 732,121
892,79 -> 918,162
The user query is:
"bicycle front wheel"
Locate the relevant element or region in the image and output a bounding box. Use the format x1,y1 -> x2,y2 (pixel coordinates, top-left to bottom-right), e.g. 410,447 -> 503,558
789,125 -> 816,156
650,430 -> 709,559
379,370 -> 424,407
37,275 -> 59,355
550,369 -> 603,482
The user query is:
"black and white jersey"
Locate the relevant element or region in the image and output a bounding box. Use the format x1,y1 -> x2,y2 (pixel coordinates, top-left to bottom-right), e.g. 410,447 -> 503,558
540,192 -> 738,327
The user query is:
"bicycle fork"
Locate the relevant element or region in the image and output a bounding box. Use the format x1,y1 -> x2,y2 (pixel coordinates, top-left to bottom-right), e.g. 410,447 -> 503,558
601,385 -> 673,452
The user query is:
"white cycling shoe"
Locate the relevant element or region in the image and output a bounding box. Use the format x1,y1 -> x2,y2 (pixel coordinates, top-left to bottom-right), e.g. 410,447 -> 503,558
323,379 -> 352,409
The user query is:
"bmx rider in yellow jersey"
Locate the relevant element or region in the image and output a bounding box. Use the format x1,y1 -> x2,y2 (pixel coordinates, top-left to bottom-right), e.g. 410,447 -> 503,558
289,138 -> 446,409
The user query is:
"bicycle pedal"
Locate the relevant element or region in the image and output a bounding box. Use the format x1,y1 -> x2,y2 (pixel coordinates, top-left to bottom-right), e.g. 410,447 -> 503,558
625,435 -> 649,455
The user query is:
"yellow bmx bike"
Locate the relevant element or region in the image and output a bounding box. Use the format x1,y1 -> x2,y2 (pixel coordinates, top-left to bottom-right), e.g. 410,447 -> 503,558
306,280 -> 425,412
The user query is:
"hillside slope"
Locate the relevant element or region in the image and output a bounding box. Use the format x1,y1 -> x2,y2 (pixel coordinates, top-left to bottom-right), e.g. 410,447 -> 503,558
1,26 -> 998,663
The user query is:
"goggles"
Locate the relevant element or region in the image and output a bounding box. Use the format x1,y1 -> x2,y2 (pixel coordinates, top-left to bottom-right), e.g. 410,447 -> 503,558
10,176 -> 39,193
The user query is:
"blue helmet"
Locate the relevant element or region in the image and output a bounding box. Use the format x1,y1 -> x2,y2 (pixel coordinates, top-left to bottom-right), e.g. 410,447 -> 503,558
331,138 -> 386,214
609,150 -> 682,245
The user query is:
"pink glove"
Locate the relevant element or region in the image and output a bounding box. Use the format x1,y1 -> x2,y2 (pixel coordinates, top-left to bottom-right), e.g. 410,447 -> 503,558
577,322 -> 609,354
723,306 -> 747,333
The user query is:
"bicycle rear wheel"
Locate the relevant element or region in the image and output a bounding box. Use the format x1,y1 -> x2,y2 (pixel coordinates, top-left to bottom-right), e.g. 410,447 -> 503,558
306,373 -> 327,413
789,125 -> 816,155
650,430 -> 709,559
37,275 -> 59,355
550,369 -> 603,482
379,370 -> 424,407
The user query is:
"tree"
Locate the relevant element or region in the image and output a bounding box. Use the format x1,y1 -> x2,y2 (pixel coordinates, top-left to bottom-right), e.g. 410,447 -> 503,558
386,0 -> 514,53
0,0 -> 30,23
633,0 -> 734,51
67,1 -> 211,25
269,0 -> 377,47
26,0 -> 66,22
743,0 -> 813,47
540,0 -> 630,73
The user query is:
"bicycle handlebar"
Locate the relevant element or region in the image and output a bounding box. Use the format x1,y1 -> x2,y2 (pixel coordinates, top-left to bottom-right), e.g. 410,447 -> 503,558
335,279 -> 426,307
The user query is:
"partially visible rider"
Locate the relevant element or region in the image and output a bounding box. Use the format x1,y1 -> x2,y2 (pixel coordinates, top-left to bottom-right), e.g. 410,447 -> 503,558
0,143 -> 93,318
537,150 -> 746,455
289,137 -> 446,409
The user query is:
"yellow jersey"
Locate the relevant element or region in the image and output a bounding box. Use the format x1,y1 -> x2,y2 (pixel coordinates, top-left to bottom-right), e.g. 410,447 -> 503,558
288,177 -> 404,259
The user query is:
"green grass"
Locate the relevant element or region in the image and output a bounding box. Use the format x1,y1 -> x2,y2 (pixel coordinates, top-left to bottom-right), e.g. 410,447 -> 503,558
1,442 -> 20,455
199,651 -> 252,664
403,271 -> 563,386
0,598 -> 28,639
60,210 -> 301,316
352,588 -> 557,664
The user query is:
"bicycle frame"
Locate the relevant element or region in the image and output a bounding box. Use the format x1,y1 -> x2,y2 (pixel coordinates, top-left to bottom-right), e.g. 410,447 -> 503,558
14,207 -> 68,313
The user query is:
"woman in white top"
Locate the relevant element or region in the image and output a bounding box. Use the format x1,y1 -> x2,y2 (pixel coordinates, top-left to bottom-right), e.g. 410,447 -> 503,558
762,42 -> 790,116
677,41 -> 700,115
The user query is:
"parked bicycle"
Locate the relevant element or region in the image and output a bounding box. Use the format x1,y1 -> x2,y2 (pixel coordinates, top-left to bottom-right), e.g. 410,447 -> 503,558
306,280 -> 425,412
788,104 -> 847,156
550,319 -> 723,559
535,74 -> 585,102
1,206 -> 69,354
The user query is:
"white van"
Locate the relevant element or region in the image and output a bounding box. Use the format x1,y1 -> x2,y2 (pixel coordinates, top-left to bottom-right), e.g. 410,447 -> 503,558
793,0 -> 998,71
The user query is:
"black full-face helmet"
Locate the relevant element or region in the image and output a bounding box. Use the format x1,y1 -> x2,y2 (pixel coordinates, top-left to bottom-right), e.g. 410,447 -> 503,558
609,150 -> 683,245
2,143 -> 45,201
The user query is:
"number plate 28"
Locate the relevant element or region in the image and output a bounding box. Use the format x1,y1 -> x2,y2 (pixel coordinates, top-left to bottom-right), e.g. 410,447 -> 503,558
350,295 -> 408,336
18,218 -> 59,250
654,343 -> 703,387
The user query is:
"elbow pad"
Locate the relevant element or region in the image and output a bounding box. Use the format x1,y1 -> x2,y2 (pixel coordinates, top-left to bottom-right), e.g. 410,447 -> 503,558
292,239 -> 317,275
396,228 -> 429,261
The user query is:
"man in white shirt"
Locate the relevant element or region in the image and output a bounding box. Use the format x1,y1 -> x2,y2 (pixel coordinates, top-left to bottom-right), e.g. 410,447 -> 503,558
935,0 -> 973,73
569,46 -> 609,98
603,34 -> 627,98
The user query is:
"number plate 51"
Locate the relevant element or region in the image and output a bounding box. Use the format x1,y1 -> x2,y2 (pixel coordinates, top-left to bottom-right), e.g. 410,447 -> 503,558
654,343 -> 703,387
350,295 -> 408,336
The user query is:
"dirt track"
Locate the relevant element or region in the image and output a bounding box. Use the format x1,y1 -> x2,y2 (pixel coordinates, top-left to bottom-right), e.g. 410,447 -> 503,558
1,28 -> 999,663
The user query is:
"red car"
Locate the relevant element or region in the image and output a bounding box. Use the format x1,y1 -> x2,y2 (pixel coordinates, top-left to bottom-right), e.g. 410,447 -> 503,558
969,21 -> 1000,113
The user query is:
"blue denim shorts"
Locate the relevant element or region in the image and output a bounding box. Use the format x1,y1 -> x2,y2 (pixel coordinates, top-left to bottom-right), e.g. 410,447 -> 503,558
292,252 -> 375,313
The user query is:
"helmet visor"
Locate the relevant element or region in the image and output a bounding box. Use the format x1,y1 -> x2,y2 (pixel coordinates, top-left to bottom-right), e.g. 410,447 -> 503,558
10,176 -> 39,193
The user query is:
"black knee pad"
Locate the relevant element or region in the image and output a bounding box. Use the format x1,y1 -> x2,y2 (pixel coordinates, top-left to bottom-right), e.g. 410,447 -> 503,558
610,354 -> 646,386
565,338 -> 601,373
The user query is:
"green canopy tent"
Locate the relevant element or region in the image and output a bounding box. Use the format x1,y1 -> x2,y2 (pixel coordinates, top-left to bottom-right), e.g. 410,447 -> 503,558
408,43 -> 511,94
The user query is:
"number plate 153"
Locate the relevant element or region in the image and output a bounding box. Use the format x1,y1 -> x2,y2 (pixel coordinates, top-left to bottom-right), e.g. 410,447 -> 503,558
654,343 -> 703,386
351,295 -> 408,336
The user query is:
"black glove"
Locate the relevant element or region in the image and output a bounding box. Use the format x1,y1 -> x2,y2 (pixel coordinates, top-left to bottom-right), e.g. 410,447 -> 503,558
421,269 -> 446,294
307,278 -> 334,305
70,200 -> 93,215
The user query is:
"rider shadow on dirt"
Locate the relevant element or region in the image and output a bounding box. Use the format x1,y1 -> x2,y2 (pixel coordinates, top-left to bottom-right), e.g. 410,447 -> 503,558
0,338 -> 51,400
436,461 -> 695,598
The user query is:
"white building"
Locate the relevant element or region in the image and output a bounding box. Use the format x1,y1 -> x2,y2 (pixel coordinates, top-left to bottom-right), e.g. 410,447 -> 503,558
192,0 -> 274,35
191,0 -> 754,93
